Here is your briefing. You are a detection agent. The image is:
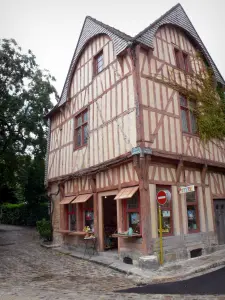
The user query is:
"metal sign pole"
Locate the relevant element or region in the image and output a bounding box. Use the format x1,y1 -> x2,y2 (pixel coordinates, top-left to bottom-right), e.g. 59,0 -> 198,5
158,206 -> 163,265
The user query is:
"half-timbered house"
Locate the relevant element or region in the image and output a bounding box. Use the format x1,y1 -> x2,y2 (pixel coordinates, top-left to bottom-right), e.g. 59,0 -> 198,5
46,4 -> 225,263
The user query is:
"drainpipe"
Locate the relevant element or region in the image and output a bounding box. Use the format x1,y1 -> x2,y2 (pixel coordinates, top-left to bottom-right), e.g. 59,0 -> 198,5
47,183 -> 60,241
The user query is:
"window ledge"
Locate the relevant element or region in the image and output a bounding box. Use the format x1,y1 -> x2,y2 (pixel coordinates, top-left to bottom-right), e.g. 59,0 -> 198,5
183,132 -> 199,138
74,144 -> 87,152
112,233 -> 141,238
55,229 -> 70,234
68,231 -> 87,236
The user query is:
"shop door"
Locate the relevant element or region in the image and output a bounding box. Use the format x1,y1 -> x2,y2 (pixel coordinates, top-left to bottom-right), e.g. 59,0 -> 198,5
214,199 -> 225,244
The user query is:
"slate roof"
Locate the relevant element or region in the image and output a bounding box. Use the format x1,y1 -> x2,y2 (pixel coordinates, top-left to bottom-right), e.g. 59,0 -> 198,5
54,3 -> 224,111
134,3 -> 224,85
57,17 -> 133,107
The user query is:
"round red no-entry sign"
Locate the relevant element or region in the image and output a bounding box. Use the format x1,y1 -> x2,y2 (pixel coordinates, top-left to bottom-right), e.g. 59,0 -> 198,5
157,190 -> 167,206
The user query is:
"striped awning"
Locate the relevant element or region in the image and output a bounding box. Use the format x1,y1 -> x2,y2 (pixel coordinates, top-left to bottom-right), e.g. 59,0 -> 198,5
114,186 -> 139,200
72,193 -> 93,203
60,196 -> 76,205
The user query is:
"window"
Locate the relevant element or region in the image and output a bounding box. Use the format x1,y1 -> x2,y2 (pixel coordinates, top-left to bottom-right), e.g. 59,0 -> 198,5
156,186 -> 173,236
83,198 -> 94,232
174,48 -> 181,69
94,51 -> 104,75
186,190 -> 199,233
67,204 -> 76,231
123,193 -> 140,234
183,52 -> 189,72
74,110 -> 88,149
180,95 -> 197,134
174,48 -> 191,72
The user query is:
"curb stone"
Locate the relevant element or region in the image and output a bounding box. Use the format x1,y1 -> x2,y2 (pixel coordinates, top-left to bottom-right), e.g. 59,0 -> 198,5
41,242 -> 225,284
151,259 -> 225,283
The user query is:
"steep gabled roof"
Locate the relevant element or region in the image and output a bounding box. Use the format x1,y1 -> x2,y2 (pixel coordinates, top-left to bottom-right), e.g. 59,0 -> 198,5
58,16 -> 132,107
134,3 -> 225,85
88,16 -> 133,42
54,3 -> 224,113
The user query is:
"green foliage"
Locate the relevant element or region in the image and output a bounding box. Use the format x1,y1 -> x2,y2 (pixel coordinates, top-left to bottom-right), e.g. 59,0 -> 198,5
36,218 -> 52,241
161,55 -> 225,143
186,69 -> 225,142
0,38 -> 57,207
0,202 -> 49,226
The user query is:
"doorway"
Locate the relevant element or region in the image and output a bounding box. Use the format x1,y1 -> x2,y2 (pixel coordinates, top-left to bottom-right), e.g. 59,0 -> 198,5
214,199 -> 225,244
103,195 -> 118,250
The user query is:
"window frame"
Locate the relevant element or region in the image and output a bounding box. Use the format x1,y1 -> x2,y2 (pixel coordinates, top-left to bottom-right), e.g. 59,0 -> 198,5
186,189 -> 200,234
156,185 -> 173,237
67,203 -> 76,231
174,48 -> 192,73
74,109 -> 88,150
93,50 -> 104,76
123,192 -> 141,235
180,95 -> 197,135
81,198 -> 94,231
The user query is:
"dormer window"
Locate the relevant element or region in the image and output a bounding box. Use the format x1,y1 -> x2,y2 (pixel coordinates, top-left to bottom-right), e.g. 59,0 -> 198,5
94,50 -> 103,75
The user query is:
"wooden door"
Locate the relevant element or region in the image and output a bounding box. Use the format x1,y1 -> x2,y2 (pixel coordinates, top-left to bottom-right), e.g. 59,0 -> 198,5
214,199 -> 225,244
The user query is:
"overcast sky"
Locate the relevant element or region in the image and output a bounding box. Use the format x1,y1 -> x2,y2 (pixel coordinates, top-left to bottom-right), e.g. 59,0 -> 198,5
1,0 -> 225,102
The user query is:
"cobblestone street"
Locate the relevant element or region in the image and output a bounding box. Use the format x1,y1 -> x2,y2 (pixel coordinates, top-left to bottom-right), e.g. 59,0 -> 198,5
0,225 -> 224,300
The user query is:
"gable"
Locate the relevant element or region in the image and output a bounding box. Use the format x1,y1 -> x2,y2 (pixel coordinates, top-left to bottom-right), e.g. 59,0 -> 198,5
58,17 -> 132,108
153,24 -> 205,74
135,4 -> 224,85
69,34 -> 114,99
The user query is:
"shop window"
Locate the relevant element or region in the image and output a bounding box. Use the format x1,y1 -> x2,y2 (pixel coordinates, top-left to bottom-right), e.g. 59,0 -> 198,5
180,95 -> 197,134
156,186 -> 173,236
186,190 -> 199,233
94,50 -> 104,75
123,193 -> 140,234
67,204 -> 76,231
74,109 -> 88,149
83,198 -> 94,232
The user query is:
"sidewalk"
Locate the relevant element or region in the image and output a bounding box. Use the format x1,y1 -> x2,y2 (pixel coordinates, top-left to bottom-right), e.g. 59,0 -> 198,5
43,243 -> 225,284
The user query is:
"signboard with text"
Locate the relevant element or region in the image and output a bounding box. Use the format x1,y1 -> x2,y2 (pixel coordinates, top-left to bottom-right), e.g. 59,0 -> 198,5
178,185 -> 195,194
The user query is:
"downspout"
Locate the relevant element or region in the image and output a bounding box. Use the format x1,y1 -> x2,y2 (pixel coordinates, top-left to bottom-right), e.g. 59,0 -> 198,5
47,183 -> 61,241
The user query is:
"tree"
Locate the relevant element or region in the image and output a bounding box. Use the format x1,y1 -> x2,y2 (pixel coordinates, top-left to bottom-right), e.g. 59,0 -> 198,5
0,38 -> 57,203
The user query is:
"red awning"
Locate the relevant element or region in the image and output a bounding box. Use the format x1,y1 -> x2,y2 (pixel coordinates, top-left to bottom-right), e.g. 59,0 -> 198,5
72,194 -> 93,203
60,196 -> 76,205
114,186 -> 139,200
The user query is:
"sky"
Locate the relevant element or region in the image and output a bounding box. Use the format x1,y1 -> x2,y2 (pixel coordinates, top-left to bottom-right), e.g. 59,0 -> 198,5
1,0 -> 225,103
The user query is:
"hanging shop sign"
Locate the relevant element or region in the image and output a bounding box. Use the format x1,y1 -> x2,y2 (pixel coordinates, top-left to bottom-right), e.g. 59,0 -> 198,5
178,185 -> 195,194
131,147 -> 152,156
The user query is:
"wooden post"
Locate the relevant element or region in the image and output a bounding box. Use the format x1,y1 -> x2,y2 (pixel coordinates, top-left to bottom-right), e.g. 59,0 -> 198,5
89,176 -> 99,246
98,195 -> 104,251
133,154 -> 151,255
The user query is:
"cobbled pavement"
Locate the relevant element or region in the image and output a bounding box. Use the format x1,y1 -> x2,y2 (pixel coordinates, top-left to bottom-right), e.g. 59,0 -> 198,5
0,225 -> 224,300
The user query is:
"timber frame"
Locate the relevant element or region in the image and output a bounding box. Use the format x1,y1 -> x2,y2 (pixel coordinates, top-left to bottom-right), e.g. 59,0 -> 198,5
46,4 -> 225,262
